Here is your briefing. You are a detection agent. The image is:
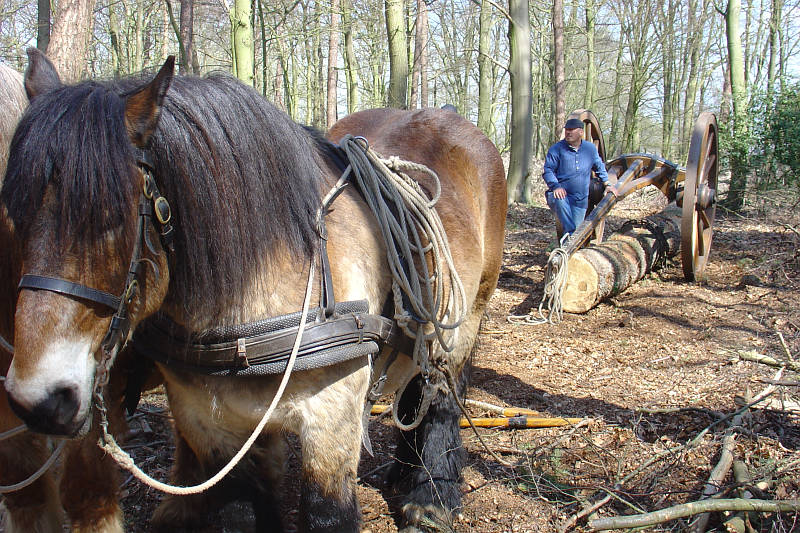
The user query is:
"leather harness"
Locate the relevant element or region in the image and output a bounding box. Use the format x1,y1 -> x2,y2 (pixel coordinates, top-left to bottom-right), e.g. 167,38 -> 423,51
16,145 -> 410,378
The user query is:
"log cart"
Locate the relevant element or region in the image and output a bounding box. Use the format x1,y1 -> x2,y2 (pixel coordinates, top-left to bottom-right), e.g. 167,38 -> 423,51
542,110 -> 719,315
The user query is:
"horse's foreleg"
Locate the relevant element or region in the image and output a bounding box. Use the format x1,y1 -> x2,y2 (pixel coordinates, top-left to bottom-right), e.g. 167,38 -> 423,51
296,370 -> 366,533
151,431 -> 216,531
60,419 -> 123,532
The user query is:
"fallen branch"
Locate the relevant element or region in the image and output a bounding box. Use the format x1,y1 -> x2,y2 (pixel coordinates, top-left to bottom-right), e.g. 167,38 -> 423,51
589,499 -> 800,531
738,350 -> 800,372
688,433 -> 736,533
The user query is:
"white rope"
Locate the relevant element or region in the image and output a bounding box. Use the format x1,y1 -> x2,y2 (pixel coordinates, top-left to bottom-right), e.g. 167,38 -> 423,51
0,439 -> 66,493
97,260 -> 317,495
508,247 -> 570,325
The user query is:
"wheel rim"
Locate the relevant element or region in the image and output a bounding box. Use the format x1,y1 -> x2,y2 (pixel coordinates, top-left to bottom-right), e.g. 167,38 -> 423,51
681,112 -> 718,281
566,109 -> 606,162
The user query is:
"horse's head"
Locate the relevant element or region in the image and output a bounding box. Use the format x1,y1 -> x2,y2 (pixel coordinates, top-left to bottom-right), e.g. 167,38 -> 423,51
3,49 -> 174,436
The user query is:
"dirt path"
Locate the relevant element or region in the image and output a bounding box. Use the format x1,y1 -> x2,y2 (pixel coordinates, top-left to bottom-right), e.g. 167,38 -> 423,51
120,196 -> 800,532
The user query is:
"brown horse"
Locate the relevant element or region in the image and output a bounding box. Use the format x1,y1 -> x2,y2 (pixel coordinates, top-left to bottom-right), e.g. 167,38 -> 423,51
0,58 -> 138,532
3,48 -> 505,532
0,60 -> 65,533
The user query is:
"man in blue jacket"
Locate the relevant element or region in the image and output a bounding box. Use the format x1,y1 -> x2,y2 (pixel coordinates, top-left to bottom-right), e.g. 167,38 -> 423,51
543,117 -> 615,239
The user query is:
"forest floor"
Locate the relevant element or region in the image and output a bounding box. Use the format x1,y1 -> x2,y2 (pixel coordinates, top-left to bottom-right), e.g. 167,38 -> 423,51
116,186 -> 800,532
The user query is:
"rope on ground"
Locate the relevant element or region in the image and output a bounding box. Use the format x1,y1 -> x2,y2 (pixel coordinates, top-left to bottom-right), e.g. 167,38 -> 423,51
508,247 -> 570,325
97,260 -> 317,496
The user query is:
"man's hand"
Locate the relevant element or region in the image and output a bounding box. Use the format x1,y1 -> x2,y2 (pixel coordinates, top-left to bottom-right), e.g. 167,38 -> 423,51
553,187 -> 567,199
604,183 -> 618,197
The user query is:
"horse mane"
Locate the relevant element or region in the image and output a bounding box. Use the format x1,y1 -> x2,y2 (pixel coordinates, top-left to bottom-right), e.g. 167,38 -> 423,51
1,71 -> 323,323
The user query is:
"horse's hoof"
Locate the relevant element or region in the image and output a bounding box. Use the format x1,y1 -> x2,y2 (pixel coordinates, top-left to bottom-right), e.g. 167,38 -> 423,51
400,503 -> 456,533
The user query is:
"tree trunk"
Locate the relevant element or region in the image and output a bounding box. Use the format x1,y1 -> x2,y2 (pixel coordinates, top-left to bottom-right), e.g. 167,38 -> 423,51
385,0 -> 408,108
506,0 -> 533,204
326,0 -> 340,126
410,0 -> 429,109
583,0 -> 595,110
179,0 -> 195,75
552,0 -> 565,139
47,0 -> 96,82
342,0 -> 358,114
723,0 -> 749,211
37,0 -> 50,52
477,0 -> 492,134
109,3 -> 121,76
562,208 -> 682,313
232,0 -> 255,86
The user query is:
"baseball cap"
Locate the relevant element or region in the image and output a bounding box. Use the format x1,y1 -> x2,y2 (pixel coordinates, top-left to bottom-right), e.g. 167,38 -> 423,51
564,118 -> 584,129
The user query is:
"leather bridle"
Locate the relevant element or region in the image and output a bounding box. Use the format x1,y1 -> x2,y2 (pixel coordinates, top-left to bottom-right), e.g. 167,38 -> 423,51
16,150 -> 173,388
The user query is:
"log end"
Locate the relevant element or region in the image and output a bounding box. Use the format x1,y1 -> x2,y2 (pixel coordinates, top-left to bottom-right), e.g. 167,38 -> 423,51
562,254 -> 599,313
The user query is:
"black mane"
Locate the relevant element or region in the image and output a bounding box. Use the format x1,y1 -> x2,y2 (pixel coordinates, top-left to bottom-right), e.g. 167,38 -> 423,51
2,72 -> 323,323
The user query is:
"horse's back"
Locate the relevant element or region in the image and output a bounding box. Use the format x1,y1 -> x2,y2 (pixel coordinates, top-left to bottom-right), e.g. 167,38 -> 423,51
328,107 -> 506,304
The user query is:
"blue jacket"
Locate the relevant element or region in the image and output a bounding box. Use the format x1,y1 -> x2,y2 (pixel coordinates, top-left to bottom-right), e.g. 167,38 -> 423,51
542,139 -> 609,208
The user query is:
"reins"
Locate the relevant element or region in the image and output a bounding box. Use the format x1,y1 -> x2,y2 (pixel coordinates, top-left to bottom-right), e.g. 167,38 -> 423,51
0,373 -> 67,494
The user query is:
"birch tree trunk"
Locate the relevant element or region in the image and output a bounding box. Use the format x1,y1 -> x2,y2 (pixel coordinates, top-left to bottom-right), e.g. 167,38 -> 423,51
477,0 -> 492,134
385,0 -> 408,108
342,0 -> 358,113
37,0 -> 50,52
47,0 -> 96,82
326,0 -> 340,127
552,0 -> 565,138
506,0 -> 532,204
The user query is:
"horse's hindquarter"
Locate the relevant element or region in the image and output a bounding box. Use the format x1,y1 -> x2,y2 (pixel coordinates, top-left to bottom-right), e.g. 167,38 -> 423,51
328,108 -> 507,310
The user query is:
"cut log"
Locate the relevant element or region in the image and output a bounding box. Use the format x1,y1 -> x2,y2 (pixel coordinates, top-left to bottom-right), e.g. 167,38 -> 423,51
562,206 -> 681,313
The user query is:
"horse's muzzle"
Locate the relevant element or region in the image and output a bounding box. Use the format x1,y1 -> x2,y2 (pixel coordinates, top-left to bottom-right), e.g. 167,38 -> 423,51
6,383 -> 84,437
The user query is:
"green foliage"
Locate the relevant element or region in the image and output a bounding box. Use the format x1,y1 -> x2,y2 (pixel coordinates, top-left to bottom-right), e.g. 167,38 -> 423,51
771,84 -> 800,178
746,82 -> 800,190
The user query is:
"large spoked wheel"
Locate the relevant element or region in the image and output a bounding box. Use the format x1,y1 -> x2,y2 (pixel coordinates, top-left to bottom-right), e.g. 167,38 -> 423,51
681,112 -> 718,281
567,108 -> 606,161
567,109 -> 607,243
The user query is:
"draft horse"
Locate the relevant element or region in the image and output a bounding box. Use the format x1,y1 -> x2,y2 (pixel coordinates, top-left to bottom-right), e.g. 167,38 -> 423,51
1,58 -> 138,532
0,60 -> 66,533
3,48 -> 506,531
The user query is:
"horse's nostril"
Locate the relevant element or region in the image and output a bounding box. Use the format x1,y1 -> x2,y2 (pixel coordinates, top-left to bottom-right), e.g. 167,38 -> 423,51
7,384 -> 81,435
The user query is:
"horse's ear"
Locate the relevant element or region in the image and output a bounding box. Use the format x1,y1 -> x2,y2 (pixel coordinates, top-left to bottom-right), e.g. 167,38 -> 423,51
24,47 -> 62,101
125,56 -> 175,148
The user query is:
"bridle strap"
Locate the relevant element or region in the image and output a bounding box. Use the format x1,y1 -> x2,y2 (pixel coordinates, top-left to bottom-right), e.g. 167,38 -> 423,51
18,274 -> 121,311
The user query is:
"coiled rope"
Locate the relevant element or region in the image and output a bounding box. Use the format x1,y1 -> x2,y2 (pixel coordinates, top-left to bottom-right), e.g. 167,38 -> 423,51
339,135 -> 467,430
508,245 -> 570,326
340,135 -> 467,351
